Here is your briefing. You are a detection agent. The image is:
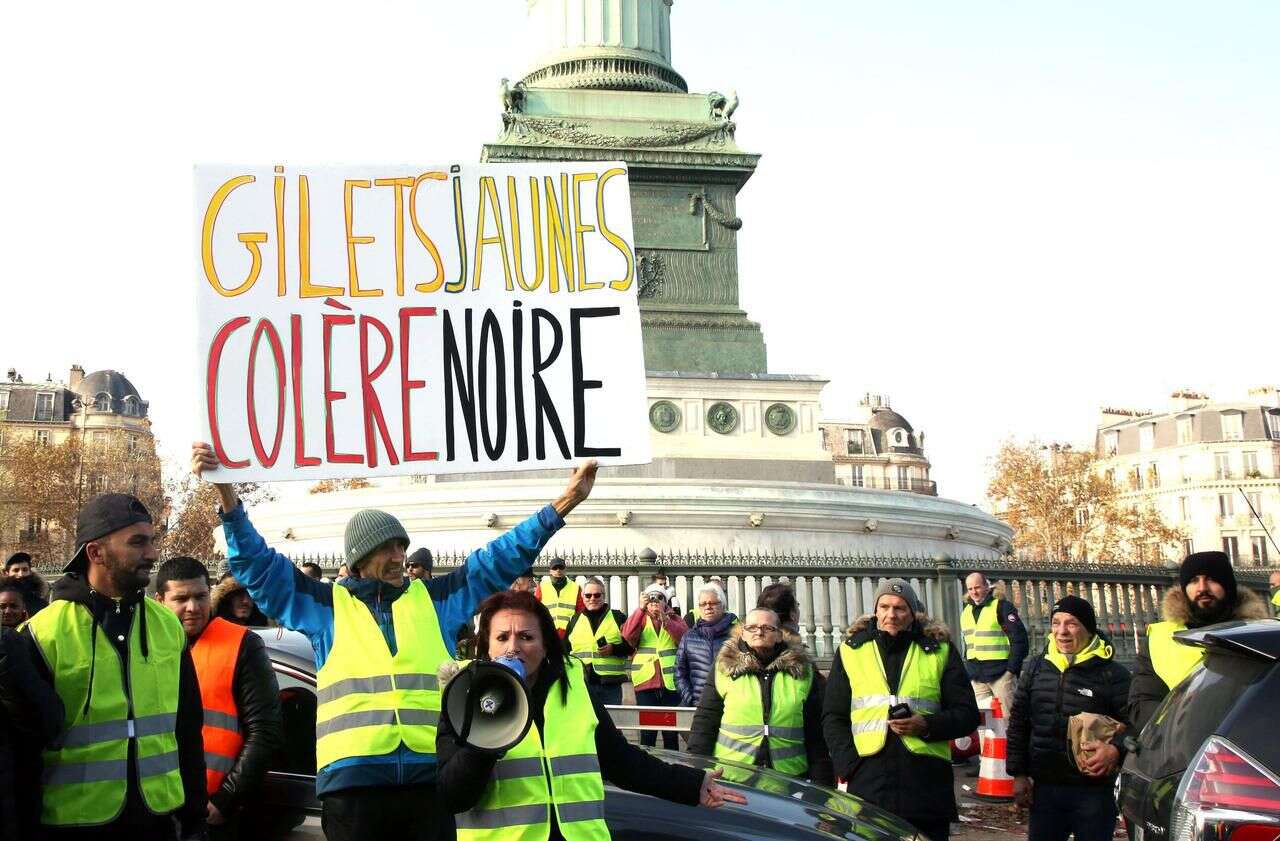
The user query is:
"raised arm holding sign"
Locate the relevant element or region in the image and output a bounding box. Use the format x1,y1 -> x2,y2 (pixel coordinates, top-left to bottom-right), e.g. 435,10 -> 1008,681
191,442 -> 597,838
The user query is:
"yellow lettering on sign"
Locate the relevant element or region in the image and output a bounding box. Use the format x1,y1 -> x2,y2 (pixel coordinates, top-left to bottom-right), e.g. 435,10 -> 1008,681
409,171 -> 448,294
572,172 -> 602,292
345,179 -> 379,297
201,175 -> 266,297
597,168 -> 634,292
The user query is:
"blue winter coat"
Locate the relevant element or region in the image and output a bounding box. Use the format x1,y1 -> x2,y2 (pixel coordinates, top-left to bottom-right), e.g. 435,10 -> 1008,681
220,502 -> 562,796
675,612 -> 738,707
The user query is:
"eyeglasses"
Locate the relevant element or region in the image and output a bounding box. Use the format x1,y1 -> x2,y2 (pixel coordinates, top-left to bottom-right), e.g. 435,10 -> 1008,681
583,592 -> 604,600
743,624 -> 779,635
645,594 -> 667,603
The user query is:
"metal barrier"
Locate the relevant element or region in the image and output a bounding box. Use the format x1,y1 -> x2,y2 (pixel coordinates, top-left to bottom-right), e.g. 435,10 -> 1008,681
605,705 -> 695,733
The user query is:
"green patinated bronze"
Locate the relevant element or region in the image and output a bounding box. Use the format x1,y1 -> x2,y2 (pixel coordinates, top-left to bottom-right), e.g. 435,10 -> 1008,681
482,4 -> 767,375
649,400 -> 681,433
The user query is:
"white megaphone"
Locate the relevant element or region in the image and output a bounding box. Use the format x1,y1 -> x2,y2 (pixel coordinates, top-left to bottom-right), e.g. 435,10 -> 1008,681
442,655 -> 533,752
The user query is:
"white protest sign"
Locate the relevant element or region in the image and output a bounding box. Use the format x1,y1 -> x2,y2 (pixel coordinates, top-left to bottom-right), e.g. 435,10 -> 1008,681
195,163 -> 650,481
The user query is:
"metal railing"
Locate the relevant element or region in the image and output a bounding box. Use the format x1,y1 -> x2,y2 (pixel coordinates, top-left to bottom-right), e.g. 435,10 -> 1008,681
240,548 -> 1274,668
842,477 -> 938,495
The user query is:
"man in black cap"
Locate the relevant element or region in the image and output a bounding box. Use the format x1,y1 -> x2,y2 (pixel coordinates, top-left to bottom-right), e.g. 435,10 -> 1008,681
405,548 -> 431,582
18,493 -> 207,840
535,557 -> 583,639
1127,550 -> 1269,731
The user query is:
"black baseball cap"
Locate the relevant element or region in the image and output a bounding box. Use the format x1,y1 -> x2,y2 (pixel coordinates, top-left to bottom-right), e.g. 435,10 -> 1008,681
549,557 -> 566,570
65,494 -> 153,573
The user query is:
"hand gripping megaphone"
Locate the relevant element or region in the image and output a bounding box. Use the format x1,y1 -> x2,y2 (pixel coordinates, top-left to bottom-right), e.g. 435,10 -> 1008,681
442,655 -> 533,752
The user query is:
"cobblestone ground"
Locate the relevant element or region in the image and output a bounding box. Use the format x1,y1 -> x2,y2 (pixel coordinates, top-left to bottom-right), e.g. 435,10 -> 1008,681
951,768 -> 1127,840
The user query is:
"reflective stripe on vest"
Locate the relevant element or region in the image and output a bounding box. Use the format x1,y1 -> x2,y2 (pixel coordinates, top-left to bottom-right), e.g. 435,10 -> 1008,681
456,659 -> 608,841
838,638 -> 950,761
628,621 -> 677,690
315,579 -> 451,771
567,610 -> 626,680
712,662 -> 812,777
30,598 -> 187,826
1146,621 -> 1205,692
961,601 -> 1011,661
191,617 -> 249,795
539,577 -> 581,633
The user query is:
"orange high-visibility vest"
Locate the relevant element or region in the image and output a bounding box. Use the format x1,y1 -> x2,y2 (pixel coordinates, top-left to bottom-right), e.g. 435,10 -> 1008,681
191,617 -> 249,795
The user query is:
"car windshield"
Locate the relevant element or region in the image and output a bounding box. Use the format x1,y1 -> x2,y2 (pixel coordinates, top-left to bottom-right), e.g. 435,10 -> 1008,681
1135,650 -> 1271,780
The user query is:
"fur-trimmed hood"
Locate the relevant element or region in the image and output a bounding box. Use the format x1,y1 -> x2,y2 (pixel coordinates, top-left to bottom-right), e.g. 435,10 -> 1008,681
1160,584 -> 1269,625
211,575 -> 246,613
715,625 -> 813,680
844,612 -> 951,653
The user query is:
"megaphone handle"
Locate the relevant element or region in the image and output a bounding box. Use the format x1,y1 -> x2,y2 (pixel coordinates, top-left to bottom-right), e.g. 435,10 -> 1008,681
458,693 -> 476,744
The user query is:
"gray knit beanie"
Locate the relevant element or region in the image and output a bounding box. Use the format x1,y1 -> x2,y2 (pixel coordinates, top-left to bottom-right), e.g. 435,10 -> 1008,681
344,509 -> 410,570
872,577 -> 923,613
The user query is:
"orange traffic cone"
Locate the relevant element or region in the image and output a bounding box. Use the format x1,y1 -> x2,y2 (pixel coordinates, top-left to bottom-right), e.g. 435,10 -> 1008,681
974,695 -> 1014,801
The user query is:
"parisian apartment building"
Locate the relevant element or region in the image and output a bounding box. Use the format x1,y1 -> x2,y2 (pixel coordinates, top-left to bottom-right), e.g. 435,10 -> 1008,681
819,394 -> 936,496
1094,387 -> 1280,566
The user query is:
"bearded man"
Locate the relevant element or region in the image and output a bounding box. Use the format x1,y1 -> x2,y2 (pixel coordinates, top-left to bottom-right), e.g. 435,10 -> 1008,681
1127,551 -> 1269,732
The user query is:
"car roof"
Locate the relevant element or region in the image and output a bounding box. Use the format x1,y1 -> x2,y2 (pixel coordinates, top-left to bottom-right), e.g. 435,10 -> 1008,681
1175,619 -> 1280,660
256,627 -> 316,672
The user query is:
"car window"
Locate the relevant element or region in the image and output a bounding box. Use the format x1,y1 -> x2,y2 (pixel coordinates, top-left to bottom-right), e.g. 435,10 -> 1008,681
1135,650 -> 1270,780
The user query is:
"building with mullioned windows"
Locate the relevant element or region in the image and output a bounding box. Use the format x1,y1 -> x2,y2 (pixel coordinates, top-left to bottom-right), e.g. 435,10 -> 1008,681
1094,387 -> 1280,565
820,395 -> 936,496
0,365 -> 159,563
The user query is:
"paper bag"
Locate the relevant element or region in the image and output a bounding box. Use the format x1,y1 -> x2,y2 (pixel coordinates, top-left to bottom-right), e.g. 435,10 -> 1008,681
1068,712 -> 1125,770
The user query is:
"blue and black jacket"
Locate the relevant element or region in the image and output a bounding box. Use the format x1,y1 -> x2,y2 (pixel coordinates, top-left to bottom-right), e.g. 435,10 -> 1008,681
220,502 -> 563,796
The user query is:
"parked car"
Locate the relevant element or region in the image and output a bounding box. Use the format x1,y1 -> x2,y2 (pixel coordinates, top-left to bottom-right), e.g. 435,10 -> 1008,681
1118,619 -> 1280,841
248,629 -> 924,841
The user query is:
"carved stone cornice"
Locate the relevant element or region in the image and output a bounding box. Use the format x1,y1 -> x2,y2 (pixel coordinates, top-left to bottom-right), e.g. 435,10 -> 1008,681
520,56 -> 687,94
481,143 -> 761,171
500,114 -> 736,150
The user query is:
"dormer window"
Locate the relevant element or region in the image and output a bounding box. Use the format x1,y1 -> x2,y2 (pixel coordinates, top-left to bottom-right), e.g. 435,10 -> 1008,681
1221,411 -> 1244,441
1103,431 -> 1119,457
1176,415 -> 1193,445
889,428 -> 909,448
122,396 -> 139,417
1138,422 -> 1155,452
94,393 -> 111,412
846,429 -> 864,455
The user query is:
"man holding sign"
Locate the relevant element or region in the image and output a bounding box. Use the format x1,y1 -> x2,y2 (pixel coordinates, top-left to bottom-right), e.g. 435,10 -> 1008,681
191,443 -> 598,841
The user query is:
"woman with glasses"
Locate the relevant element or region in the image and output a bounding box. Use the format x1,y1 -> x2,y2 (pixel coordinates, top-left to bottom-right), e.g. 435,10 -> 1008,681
686,607 -> 833,785
564,577 -> 633,707
621,583 -> 688,750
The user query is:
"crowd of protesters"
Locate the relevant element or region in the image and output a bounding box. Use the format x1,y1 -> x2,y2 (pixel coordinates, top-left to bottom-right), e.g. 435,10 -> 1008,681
1,440 -> 1276,841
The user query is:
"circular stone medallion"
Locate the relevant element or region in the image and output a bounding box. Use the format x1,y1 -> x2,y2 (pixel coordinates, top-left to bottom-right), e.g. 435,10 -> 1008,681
649,400 -> 681,433
764,403 -> 796,435
706,402 -> 739,435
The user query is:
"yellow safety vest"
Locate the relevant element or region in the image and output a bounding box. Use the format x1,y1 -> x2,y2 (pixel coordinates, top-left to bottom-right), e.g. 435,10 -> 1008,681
713,662 -> 812,777
455,659 -> 609,841
315,580 -> 451,770
839,638 -> 950,761
567,610 -> 627,681
539,577 -> 581,633
961,601 -> 1011,662
629,620 -> 677,690
1271,589 -> 1280,618
29,598 -> 186,826
1146,621 -> 1205,692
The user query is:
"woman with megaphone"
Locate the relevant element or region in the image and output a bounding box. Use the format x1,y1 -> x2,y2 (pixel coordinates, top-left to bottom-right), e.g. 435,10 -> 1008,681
437,590 -> 748,839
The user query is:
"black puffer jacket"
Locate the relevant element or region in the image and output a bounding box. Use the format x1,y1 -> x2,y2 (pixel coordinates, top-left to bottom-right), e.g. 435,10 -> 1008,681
1006,633 -> 1131,787
823,613 -> 979,826
1127,586 -> 1269,733
675,612 -> 737,707
686,628 -> 833,785
0,627 -> 64,841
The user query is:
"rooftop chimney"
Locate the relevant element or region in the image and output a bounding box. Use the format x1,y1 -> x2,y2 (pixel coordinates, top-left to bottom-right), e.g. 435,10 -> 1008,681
69,365 -> 84,389
1249,386 -> 1280,409
1169,389 -> 1209,413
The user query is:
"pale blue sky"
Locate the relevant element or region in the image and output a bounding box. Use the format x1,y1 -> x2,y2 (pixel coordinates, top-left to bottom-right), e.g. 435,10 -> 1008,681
3,1 -> 1277,506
